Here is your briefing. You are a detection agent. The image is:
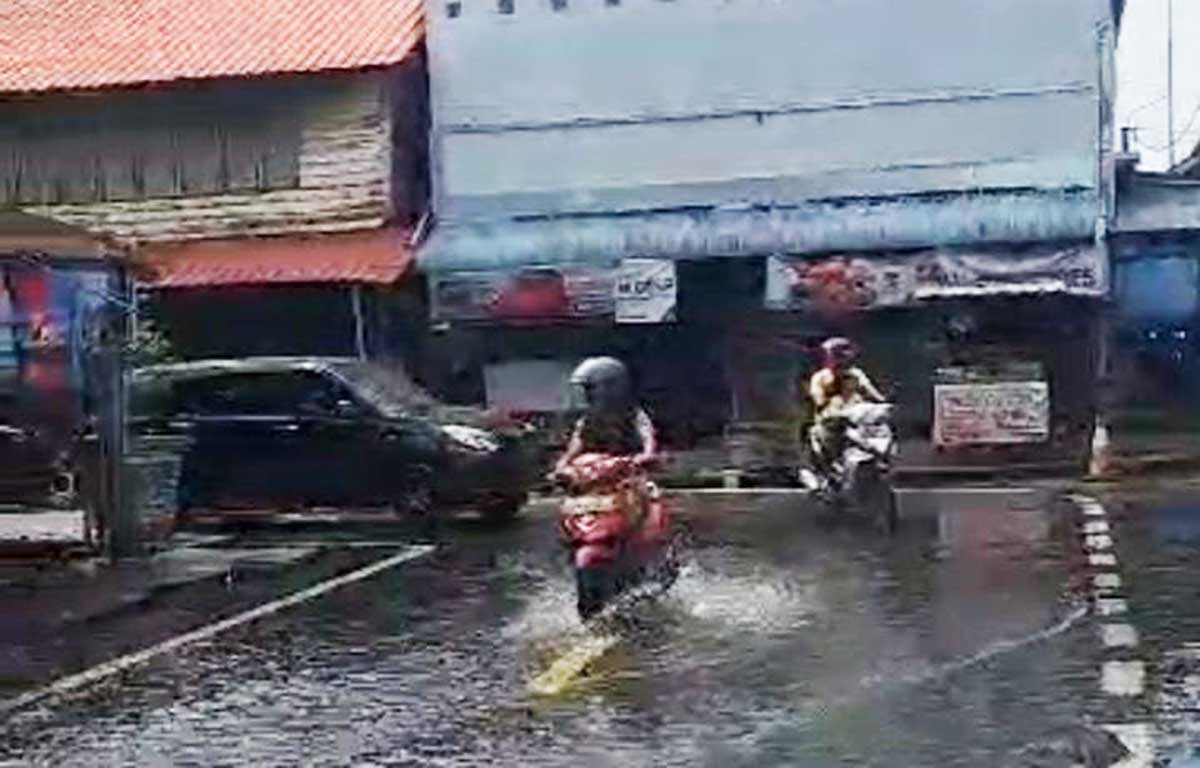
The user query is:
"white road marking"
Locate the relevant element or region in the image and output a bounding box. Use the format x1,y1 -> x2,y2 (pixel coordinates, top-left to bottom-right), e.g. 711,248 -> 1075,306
900,486 -> 1038,494
1166,643 -> 1200,662
669,488 -> 812,497
1101,623 -> 1140,649
1068,494 -> 1107,514
1102,723 -> 1155,768
0,544 -> 436,716
1096,598 -> 1129,617
1072,497 -> 1151,713
1103,660 -> 1146,696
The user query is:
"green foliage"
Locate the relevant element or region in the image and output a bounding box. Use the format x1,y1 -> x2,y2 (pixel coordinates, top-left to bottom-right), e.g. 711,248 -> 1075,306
125,317 -> 177,368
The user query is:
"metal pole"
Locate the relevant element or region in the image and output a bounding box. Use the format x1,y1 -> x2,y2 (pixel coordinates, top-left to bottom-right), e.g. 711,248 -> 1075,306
351,284 -> 368,361
106,267 -> 135,558
1168,0 -> 1176,167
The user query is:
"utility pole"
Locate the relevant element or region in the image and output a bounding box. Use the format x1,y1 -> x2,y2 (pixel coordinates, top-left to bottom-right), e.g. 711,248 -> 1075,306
105,267 -> 135,559
1168,0 -> 1176,167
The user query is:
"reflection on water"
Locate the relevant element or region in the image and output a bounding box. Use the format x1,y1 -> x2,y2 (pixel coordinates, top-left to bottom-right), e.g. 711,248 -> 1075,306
2,491 -> 1105,767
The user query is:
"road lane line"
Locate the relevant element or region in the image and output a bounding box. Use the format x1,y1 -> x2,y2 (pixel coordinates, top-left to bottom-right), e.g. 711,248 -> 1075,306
1102,723 -> 1155,768
0,544 -> 435,717
1073,495 -> 1151,757
1102,660 -> 1146,696
1096,598 -> 1129,617
1101,623 -> 1140,649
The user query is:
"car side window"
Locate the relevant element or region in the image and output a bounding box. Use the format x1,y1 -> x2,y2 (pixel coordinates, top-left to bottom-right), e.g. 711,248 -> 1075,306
176,372 -> 342,417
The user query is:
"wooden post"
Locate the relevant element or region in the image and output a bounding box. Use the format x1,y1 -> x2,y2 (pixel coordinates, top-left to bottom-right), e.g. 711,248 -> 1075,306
351,284 -> 368,361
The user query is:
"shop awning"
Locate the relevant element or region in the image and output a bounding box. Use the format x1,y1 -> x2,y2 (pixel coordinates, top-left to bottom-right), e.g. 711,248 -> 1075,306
141,229 -> 414,288
418,190 -> 1098,273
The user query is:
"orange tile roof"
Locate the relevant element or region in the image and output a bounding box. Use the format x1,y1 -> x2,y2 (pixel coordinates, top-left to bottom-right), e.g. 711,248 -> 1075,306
141,228 -> 415,287
0,0 -> 424,94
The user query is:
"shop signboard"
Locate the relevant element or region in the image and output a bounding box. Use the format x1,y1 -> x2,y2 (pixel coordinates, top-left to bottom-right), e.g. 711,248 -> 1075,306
933,378 -> 1050,447
765,245 -> 1106,311
615,259 -> 677,324
914,245 -> 1107,299
431,265 -> 616,322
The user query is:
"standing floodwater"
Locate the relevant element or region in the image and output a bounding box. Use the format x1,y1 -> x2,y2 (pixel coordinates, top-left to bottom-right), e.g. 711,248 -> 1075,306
2,490 -> 1110,767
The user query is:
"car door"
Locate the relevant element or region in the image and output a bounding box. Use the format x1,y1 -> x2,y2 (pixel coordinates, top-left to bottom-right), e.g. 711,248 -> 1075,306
321,363 -> 446,506
174,372 -> 308,508
288,369 -> 377,507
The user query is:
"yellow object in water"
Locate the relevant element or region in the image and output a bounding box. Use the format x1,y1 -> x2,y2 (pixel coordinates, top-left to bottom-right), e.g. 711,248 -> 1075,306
526,634 -> 619,697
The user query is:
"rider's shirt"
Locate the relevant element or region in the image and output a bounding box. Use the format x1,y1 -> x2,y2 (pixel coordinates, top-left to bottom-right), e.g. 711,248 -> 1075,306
809,367 -> 876,418
572,407 -> 654,456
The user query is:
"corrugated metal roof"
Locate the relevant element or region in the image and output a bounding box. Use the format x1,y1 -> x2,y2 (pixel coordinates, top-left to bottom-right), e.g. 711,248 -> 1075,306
142,228 -> 414,288
0,0 -> 424,94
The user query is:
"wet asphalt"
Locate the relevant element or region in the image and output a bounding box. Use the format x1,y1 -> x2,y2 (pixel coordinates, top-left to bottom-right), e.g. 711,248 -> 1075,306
0,487 -> 1129,767
1086,479 -> 1200,765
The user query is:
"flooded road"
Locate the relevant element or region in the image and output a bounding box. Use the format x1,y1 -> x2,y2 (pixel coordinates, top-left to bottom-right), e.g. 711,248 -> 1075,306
1,488 -> 1110,767
1089,482 -> 1200,765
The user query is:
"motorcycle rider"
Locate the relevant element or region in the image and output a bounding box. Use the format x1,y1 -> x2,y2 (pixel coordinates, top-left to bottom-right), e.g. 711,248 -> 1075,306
806,337 -> 884,478
555,356 -> 658,477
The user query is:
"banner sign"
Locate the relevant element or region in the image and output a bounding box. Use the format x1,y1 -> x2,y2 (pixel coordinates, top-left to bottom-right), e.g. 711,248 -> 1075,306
765,254 -> 914,311
766,245 -> 1106,311
933,380 -> 1050,447
615,259 -> 677,324
431,265 -> 616,322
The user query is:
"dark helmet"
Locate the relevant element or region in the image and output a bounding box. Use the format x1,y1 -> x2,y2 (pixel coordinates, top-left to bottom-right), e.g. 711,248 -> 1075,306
570,356 -> 631,414
820,337 -> 856,368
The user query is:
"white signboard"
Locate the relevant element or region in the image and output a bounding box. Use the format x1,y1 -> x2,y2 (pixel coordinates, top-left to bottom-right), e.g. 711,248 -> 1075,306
615,259 -> 677,324
933,381 -> 1050,447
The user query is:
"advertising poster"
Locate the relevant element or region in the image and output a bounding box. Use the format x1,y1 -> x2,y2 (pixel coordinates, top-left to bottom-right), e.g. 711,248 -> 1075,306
432,266 -> 616,322
615,259 -> 677,324
766,245 -> 1106,311
933,381 -> 1050,447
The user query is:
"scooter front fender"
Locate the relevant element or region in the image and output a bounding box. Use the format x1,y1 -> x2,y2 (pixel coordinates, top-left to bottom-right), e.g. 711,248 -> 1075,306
574,542 -> 621,569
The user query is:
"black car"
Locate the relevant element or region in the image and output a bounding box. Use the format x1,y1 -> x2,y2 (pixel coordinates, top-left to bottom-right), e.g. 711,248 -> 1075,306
129,357 -> 538,520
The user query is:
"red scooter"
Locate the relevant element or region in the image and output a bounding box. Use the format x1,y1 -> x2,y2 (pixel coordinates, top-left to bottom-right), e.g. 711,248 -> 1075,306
555,453 -> 676,620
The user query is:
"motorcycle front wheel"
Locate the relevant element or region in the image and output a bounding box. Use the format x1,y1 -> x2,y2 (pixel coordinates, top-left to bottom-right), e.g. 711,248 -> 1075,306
854,464 -> 897,535
576,566 -> 617,621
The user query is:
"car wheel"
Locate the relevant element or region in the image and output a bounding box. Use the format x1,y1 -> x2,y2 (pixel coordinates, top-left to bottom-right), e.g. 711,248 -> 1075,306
404,482 -> 433,517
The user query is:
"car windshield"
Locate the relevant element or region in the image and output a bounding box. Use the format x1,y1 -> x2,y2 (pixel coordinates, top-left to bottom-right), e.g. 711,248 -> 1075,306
329,362 -> 438,418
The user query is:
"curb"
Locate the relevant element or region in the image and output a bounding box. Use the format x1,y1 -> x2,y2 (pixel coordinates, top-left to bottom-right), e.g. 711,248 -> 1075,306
1107,452 -> 1200,478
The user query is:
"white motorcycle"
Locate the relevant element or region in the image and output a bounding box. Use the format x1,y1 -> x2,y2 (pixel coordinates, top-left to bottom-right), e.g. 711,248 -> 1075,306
801,402 -> 898,534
